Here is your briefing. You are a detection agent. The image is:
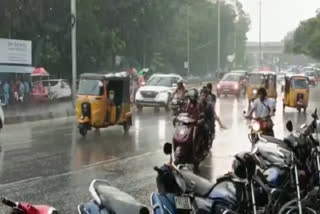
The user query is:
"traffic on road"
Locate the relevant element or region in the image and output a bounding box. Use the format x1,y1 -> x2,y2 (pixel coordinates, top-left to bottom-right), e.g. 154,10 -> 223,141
0,67 -> 319,213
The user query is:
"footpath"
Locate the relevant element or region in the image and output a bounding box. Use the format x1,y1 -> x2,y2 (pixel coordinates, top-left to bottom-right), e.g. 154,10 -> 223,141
4,100 -> 74,124
3,81 -> 217,124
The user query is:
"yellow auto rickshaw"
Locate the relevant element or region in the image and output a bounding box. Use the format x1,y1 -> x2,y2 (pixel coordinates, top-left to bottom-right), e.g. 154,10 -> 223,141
76,72 -> 132,136
246,71 -> 277,103
283,74 -> 309,112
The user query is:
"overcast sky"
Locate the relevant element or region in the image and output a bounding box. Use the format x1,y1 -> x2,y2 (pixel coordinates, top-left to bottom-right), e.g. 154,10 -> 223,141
239,0 -> 320,42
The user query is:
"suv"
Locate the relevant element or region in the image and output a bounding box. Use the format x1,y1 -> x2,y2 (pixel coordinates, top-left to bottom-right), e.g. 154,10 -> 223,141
217,73 -> 246,98
135,73 -> 182,112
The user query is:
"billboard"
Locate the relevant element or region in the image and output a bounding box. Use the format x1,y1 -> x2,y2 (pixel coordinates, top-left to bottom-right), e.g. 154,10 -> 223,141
0,38 -> 32,65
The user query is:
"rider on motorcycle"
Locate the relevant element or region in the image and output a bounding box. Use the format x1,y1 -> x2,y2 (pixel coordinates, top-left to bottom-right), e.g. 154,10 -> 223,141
172,79 -> 186,99
185,89 -> 200,120
245,87 -> 275,136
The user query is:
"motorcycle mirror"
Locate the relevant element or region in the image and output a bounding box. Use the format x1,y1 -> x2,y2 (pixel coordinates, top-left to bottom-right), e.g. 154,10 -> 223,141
312,108 -> 318,119
286,121 -> 293,132
163,143 -> 172,155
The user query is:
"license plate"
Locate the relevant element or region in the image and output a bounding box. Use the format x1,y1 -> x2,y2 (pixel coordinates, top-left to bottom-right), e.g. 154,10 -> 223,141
174,196 -> 192,210
144,98 -> 154,102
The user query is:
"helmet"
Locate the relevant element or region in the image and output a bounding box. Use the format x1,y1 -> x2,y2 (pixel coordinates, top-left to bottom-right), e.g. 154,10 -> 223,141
232,152 -> 256,179
187,89 -> 198,101
177,79 -> 183,85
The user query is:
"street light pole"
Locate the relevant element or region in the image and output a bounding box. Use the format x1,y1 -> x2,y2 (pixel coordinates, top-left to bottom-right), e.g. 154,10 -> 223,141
187,5 -> 190,79
259,0 -> 262,67
71,0 -> 77,106
217,0 -> 221,75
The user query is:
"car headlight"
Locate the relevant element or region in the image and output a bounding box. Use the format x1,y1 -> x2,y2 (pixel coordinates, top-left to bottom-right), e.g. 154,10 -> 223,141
217,84 -> 221,89
252,122 -> 260,132
234,84 -> 239,90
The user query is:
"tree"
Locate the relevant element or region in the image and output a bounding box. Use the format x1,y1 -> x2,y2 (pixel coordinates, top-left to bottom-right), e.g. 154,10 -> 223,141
0,0 -> 250,78
285,15 -> 320,60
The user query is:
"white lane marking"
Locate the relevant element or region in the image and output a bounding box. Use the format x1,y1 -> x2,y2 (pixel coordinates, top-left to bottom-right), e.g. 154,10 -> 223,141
0,176 -> 43,189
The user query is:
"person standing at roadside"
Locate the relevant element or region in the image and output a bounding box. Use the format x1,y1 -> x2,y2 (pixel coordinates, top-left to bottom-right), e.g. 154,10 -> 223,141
3,81 -> 10,106
18,80 -> 25,103
23,79 -> 30,103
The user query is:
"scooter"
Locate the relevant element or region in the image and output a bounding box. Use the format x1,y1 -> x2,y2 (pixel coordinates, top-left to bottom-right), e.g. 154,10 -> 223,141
1,197 -> 58,214
172,113 -> 211,169
77,179 -> 149,214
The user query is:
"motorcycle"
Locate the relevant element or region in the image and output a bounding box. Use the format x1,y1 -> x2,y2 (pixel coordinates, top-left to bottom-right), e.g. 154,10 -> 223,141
170,96 -> 187,117
1,197 -> 58,214
77,179 -> 149,214
152,143 -> 270,214
172,113 -> 211,169
244,112 -> 274,145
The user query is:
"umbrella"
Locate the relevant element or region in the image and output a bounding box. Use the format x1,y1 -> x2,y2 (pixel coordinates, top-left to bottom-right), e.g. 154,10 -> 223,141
31,67 -> 50,77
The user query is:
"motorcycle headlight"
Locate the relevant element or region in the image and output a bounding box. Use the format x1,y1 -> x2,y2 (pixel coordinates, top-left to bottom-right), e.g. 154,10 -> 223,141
252,89 -> 258,96
252,122 -> 260,132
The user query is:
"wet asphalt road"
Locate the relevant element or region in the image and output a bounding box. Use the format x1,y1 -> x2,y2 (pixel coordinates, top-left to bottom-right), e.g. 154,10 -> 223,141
0,85 -> 319,213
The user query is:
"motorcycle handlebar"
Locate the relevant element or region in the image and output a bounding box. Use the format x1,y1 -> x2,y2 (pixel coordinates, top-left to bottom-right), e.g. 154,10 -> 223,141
1,197 -> 17,208
153,166 -> 163,175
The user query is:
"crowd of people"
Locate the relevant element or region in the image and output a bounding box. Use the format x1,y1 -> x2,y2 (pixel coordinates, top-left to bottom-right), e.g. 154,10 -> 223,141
0,77 -> 32,107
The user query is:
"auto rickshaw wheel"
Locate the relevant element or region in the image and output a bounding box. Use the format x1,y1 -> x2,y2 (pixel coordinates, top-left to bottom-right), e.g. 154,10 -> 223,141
304,107 -> 307,112
297,107 -> 301,113
123,122 -> 130,133
79,126 -> 88,137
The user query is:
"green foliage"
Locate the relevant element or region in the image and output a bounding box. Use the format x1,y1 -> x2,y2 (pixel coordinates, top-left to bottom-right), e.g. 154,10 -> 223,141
0,0 -> 250,79
285,15 -> 320,60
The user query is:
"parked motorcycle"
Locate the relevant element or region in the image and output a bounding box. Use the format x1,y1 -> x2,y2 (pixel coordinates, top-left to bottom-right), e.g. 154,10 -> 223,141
78,179 -> 149,214
152,143 -> 271,214
172,113 -> 212,169
1,197 -> 58,214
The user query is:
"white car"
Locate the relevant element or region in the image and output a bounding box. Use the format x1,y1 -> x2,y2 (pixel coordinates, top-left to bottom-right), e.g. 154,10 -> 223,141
40,79 -> 72,100
135,73 -> 182,112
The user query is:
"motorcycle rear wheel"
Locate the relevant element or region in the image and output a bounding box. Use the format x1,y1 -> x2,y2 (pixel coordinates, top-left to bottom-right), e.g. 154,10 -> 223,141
278,199 -> 317,214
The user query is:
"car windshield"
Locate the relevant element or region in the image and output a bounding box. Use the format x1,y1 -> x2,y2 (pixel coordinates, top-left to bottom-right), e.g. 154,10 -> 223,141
291,78 -> 308,89
146,76 -> 179,87
78,79 -> 104,95
222,74 -> 240,81
248,74 -> 265,84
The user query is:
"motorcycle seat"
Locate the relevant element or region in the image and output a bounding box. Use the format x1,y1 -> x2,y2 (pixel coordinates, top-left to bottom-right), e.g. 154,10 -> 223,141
90,179 -> 148,214
179,167 -> 215,196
